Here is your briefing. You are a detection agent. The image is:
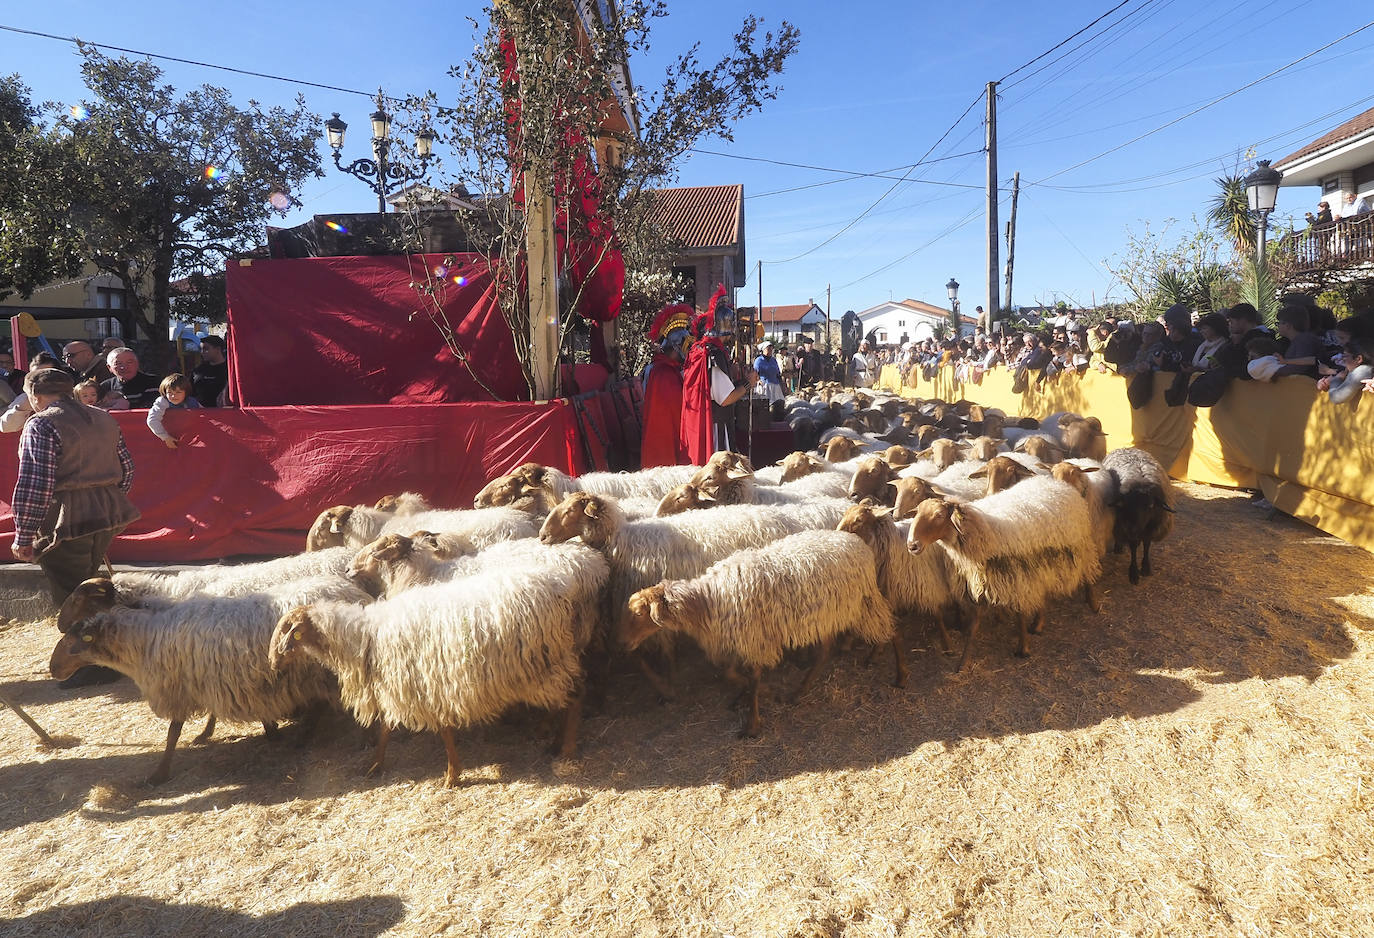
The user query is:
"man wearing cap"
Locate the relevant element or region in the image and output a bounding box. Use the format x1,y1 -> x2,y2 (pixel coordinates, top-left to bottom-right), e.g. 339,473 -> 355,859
753,341 -> 784,415
798,336 -> 825,388
12,368 -> 140,685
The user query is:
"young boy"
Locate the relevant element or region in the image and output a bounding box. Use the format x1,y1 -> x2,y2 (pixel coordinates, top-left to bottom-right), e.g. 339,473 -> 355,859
1246,336 -> 1284,382
1273,306 -> 1320,378
146,373 -> 202,449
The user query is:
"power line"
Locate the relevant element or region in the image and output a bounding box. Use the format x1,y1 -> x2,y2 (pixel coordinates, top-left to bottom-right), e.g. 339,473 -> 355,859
0,22 -> 378,100
1026,19 -> 1374,188
997,0 -> 1144,85
766,90 -> 988,266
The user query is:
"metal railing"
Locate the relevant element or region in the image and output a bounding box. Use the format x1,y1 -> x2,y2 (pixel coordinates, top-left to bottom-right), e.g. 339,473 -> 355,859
1273,214 -> 1374,277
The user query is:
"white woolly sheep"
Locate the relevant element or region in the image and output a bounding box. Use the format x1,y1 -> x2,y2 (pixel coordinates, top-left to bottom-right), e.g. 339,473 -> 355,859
622,529 -> 904,737
56,547 -> 357,632
890,476 -> 941,521
906,474 -> 1101,670
1102,447 -> 1176,585
847,455 -> 897,505
379,505 -> 537,550
837,502 -> 957,653
49,575 -> 370,785
966,437 -> 1006,462
1050,458 -> 1118,557
820,436 -> 863,463
967,454 -> 1040,497
373,492 -> 432,514
306,492 -> 430,550
269,539 -> 609,786
539,491 -> 848,698
347,532 -> 472,599
1060,417 -> 1109,461
1014,434 -> 1066,464
477,461 -> 698,508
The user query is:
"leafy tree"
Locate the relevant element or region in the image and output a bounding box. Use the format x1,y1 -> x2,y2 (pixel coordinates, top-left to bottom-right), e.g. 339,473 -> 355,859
397,0 -> 800,396
0,75 -> 86,301
0,47 -> 322,348
1103,217 -> 1239,319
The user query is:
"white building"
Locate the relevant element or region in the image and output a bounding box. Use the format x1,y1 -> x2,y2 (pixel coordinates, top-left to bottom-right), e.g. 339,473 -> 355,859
749,302 -> 827,345
854,298 -> 977,346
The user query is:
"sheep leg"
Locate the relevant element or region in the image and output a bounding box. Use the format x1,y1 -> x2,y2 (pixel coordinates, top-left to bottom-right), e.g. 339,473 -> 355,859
1083,581 -> 1103,614
932,613 -> 954,654
634,654 -> 676,703
792,637 -> 834,702
438,727 -> 463,788
1029,609 -> 1045,635
957,607 -> 982,672
738,666 -> 763,739
1127,542 -> 1140,585
1141,538 -> 1153,577
292,702 -> 328,749
551,683 -> 585,759
146,720 -> 183,786
365,724 -> 392,778
1015,612 -> 1032,658
890,637 -> 909,688
191,715 -> 217,745
261,720 -> 281,741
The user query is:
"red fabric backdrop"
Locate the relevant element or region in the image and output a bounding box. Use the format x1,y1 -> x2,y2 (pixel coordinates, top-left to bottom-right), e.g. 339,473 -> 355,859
0,403 -> 579,562
226,254 -> 527,406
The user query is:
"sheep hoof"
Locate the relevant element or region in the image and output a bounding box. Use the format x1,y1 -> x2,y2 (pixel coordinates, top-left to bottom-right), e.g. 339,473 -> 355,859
443,769 -> 463,788
1128,568 -> 1140,585
1014,648 -> 1030,659
191,730 -> 213,746
144,770 -> 170,787
736,725 -> 761,740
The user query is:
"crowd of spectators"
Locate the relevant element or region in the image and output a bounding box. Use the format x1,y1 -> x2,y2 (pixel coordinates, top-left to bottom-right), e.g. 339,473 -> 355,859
779,297 -> 1374,409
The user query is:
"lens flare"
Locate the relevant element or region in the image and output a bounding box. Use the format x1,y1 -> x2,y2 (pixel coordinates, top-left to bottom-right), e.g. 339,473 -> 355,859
452,275 -> 467,286
324,220 -> 348,233
268,192 -> 290,210
203,166 -> 223,181
69,105 -> 89,121
433,265 -> 448,278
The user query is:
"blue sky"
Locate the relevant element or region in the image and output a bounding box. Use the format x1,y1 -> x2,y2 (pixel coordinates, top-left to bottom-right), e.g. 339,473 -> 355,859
3,0 -> 1372,317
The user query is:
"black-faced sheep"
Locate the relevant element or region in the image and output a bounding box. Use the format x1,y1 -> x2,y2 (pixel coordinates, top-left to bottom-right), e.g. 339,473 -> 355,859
906,475 -> 1101,670
1102,447 -> 1176,584
49,575 -> 370,785
622,530 -> 904,738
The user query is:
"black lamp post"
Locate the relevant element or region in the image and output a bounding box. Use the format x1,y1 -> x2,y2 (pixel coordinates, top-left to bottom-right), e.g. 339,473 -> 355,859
1244,159 -> 1282,267
325,89 -> 435,214
946,277 -> 960,339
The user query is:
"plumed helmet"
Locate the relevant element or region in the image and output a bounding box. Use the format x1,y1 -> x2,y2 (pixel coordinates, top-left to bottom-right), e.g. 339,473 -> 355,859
648,303 -> 693,349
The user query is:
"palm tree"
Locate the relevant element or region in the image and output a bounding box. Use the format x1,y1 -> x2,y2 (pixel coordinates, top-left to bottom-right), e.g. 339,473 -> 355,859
1208,173 -> 1256,258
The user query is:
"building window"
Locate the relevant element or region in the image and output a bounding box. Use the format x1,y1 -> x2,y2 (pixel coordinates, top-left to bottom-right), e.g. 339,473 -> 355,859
1323,178 -> 1340,194
672,266 -> 697,310
96,287 -> 128,309
878,331 -> 888,343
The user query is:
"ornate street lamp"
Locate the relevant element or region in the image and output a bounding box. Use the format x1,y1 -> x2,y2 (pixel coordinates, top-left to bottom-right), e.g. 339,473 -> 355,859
1244,159 -> 1282,267
324,89 -> 435,214
946,277 -> 960,339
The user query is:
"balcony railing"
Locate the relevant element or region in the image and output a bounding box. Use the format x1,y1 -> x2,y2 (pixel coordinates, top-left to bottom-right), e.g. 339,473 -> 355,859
1272,214 -> 1374,280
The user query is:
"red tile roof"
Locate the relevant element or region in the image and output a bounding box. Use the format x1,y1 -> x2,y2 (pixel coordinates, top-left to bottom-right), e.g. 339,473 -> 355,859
1275,105 -> 1374,169
755,303 -> 819,325
648,185 -> 744,249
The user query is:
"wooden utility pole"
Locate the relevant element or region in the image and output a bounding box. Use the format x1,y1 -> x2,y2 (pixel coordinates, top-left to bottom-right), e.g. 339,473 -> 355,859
985,82 -> 1001,333
826,283 -> 831,350
757,260 -> 764,340
1004,171 -> 1020,319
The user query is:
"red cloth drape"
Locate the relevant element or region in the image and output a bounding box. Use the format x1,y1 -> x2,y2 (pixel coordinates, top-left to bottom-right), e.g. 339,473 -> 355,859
681,338 -> 723,465
226,254 -> 523,406
640,353 -> 685,468
0,402 -> 579,562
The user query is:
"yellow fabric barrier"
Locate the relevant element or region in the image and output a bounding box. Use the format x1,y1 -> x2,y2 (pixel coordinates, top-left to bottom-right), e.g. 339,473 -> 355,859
877,363 -> 1374,553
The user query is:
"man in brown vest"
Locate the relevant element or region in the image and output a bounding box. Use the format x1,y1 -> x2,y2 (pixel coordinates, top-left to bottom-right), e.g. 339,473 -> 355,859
11,368 -> 141,686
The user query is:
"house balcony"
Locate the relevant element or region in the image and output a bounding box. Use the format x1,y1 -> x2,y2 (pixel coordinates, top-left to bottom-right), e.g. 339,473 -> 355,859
1272,215 -> 1374,286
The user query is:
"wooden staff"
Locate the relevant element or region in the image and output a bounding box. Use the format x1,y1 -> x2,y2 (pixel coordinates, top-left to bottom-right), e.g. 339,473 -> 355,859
0,690 -> 54,745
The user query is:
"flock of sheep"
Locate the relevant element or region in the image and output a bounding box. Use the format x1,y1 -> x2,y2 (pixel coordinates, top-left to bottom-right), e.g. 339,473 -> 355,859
46,387 -> 1176,788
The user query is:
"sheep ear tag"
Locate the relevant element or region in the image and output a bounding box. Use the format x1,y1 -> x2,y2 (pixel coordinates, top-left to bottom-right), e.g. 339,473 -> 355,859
81,633 -> 94,643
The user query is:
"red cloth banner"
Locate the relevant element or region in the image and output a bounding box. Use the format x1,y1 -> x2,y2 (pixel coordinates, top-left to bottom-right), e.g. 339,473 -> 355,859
226,254 -> 526,406
0,402 -> 580,563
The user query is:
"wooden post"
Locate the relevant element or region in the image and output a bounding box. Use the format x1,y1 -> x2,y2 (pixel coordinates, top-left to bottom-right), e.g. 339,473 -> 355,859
1004,171 -> 1020,321
525,171 -> 560,400
985,82 -> 1001,330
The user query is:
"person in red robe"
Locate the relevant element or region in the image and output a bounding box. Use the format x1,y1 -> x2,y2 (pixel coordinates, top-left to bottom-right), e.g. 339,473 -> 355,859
681,285 -> 755,464
639,303 -> 693,468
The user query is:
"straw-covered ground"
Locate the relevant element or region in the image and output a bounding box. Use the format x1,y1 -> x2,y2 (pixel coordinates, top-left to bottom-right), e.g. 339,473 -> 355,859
2,482 -> 1373,937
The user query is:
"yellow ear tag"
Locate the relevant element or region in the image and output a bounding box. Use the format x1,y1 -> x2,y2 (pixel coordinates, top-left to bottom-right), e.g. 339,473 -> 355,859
81,633 -> 94,643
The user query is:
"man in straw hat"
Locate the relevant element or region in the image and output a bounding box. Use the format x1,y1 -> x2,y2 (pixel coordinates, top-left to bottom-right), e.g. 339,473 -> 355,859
11,368 -> 140,686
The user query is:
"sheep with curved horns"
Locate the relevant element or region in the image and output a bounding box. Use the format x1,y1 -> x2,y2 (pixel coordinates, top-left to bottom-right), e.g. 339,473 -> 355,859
1102,447 -> 1175,585
906,474 -> 1101,670
622,530 -> 904,738
837,502 -> 957,653
56,547 -> 356,633
539,492 -> 847,697
49,575 -> 370,785
270,539 -> 608,787
347,532 -> 472,599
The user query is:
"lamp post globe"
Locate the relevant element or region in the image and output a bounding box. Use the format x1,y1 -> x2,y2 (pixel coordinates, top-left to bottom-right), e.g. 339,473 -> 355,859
946,278 -> 961,339
1244,159 -> 1282,266
323,89 -> 434,214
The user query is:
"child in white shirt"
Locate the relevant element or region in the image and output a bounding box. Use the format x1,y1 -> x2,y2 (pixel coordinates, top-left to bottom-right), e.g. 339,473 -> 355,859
147,373 -> 202,449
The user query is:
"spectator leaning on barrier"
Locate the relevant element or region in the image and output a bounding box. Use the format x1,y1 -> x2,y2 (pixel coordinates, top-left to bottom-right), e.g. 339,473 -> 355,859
192,335 -> 229,407
1318,339 -> 1372,403
1273,306 -> 1320,378
101,348 -> 161,408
